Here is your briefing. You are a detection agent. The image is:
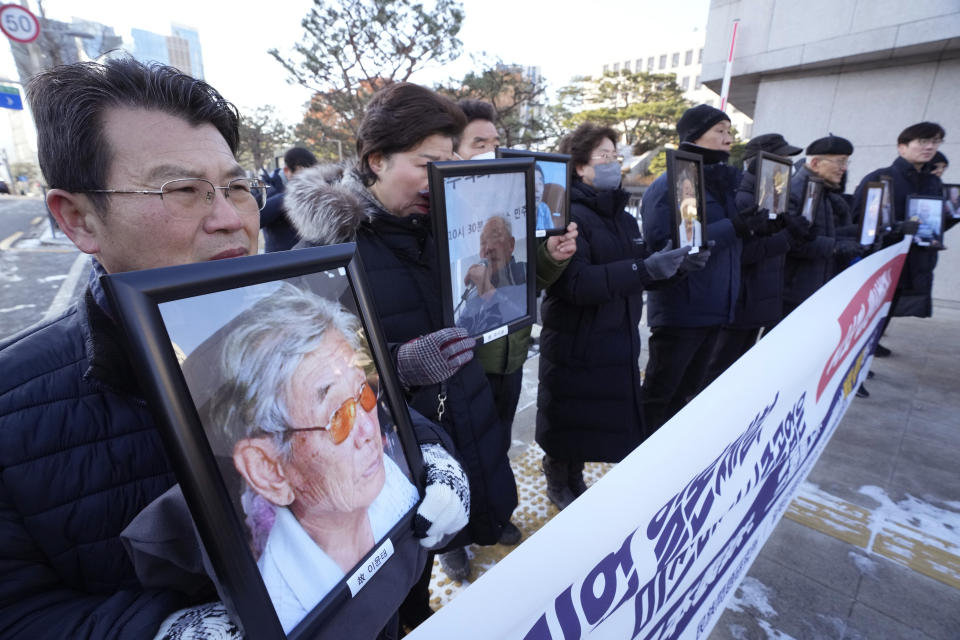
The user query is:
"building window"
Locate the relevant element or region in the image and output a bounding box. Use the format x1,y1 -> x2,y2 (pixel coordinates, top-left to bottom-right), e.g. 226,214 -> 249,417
685,50 -> 693,66
681,76 -> 690,90
659,54 -> 667,69
695,75 -> 701,89
699,48 -> 704,63
671,52 -> 680,67
613,62 -> 620,72
647,56 -> 655,71
623,60 -> 630,72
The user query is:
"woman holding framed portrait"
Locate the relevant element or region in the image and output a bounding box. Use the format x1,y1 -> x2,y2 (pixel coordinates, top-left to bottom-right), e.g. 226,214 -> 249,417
535,123 -> 703,511
285,83 -> 518,597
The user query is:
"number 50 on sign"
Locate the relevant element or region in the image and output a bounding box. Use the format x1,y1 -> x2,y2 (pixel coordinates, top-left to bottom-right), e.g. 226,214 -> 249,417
0,4 -> 40,44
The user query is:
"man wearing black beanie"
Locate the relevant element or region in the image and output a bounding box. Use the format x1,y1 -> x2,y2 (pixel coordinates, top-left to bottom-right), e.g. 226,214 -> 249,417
639,104 -> 754,431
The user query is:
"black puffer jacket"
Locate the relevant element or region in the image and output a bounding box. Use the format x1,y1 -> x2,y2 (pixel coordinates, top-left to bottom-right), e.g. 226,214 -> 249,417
286,165 -> 516,546
852,156 -> 944,318
535,181 -> 652,463
0,279 -> 190,639
732,172 -> 793,327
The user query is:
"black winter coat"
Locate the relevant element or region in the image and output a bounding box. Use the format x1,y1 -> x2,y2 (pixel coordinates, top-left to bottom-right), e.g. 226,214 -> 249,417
0,282 -> 190,639
783,165 -> 853,306
286,166 -> 516,546
535,182 -> 652,463
852,157 -> 943,317
641,157 -> 742,327
732,172 -> 793,327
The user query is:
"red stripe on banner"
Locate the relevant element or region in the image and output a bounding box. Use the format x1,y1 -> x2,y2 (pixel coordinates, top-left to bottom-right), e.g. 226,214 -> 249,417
816,253 -> 907,401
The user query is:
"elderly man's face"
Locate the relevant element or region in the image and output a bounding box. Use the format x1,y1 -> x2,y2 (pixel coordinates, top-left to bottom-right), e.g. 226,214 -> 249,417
78,108 -> 259,273
479,217 -> 515,273
282,330 -> 385,518
810,155 -> 849,184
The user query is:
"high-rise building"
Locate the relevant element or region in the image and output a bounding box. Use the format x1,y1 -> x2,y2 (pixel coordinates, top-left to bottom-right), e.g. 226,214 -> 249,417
131,24 -> 204,79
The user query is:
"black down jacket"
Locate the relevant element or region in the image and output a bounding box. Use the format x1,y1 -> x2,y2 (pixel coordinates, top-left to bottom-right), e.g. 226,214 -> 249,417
0,281 -> 190,639
732,171 -> 793,328
286,165 -> 516,546
535,181 -> 653,463
852,156 -> 945,318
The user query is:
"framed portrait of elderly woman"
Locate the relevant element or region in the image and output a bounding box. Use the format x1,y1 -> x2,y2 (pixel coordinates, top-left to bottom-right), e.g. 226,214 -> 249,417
102,245 -> 426,639
858,182 -> 885,246
879,175 -> 895,229
754,151 -> 793,219
907,194 -> 944,247
943,183 -> 960,220
429,157 -> 537,345
800,176 -> 823,224
666,148 -> 708,253
497,148 -> 572,237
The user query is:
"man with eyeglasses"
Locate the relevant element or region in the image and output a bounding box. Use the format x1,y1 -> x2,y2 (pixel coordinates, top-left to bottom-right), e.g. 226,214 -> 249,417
781,134 -> 864,322
852,122 -> 950,338
0,58 -> 468,639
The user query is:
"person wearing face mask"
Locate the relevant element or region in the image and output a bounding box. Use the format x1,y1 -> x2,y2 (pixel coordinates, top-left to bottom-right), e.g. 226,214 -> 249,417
535,123 -> 705,510
640,105 -> 749,432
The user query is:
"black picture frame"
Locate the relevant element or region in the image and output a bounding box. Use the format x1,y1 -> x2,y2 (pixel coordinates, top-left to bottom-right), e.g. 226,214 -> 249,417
755,151 -> 793,219
102,245 -> 425,639
943,183 -> 960,220
497,148 -> 572,237
879,175 -> 895,229
429,158 -> 537,344
858,182 -> 884,246
800,176 -> 823,224
907,194 -> 944,247
666,148 -> 709,253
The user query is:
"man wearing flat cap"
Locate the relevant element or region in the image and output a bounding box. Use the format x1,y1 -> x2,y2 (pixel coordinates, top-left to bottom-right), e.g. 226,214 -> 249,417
782,134 -> 864,321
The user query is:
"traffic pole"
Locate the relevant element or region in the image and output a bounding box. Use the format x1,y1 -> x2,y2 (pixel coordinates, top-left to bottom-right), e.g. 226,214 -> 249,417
719,18 -> 740,113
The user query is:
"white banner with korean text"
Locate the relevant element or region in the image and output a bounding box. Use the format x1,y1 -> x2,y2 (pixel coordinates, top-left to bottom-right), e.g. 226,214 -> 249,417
409,238 -> 911,640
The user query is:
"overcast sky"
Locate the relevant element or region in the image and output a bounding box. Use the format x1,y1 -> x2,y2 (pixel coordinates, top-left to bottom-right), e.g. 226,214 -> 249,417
32,0 -> 710,126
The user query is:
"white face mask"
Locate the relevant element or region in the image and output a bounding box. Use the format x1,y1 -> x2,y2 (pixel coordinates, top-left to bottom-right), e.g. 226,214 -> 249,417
470,150 -> 496,160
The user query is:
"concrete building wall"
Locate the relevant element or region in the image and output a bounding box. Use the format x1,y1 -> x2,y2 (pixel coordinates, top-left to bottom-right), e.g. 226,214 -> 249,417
701,0 -> 960,188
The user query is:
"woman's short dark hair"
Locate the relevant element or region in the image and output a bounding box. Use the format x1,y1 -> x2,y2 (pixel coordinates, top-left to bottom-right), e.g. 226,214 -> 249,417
27,56 -> 240,214
356,83 -> 466,186
897,122 -> 945,145
558,123 -> 619,172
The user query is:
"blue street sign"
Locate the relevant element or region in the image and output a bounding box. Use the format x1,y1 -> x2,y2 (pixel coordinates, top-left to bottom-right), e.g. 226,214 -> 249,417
0,85 -> 22,110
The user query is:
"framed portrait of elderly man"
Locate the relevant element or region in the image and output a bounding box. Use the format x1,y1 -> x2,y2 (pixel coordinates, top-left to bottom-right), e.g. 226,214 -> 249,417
943,183 -> 960,220
429,157 -> 537,344
907,194 -> 944,247
800,176 -> 823,224
102,245 -> 425,639
497,148 -> 572,237
879,175 -> 895,229
755,151 -> 793,219
666,148 -> 708,253
858,182 -> 884,246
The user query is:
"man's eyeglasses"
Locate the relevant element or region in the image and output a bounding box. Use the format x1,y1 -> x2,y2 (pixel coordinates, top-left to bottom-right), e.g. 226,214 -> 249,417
591,152 -> 619,162
820,157 -> 850,168
915,137 -> 943,147
288,382 -> 377,445
84,177 -> 267,219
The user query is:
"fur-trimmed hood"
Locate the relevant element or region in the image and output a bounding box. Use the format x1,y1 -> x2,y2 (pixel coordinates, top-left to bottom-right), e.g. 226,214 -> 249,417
285,163 -> 380,246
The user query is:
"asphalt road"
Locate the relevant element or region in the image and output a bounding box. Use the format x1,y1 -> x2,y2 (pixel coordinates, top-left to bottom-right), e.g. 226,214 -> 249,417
0,195 -> 89,340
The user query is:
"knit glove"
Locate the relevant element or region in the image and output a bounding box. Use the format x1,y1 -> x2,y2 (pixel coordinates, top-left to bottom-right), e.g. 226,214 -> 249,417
782,214 -> 813,241
396,328 -> 475,388
643,241 -> 691,280
731,205 -> 769,238
413,443 -> 470,548
153,602 -> 242,640
834,239 -> 866,259
681,240 -> 714,271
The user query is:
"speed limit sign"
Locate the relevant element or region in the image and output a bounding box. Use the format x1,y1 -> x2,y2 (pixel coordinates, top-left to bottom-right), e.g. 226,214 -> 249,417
0,4 -> 40,44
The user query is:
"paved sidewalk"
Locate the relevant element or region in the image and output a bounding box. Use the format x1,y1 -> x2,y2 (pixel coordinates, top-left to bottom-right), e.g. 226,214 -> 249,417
425,245 -> 960,638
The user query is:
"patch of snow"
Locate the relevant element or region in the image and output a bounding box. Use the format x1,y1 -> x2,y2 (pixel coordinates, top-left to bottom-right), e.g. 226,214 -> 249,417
0,303 -> 36,313
848,551 -> 877,575
727,576 -> 777,618
38,274 -> 68,283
